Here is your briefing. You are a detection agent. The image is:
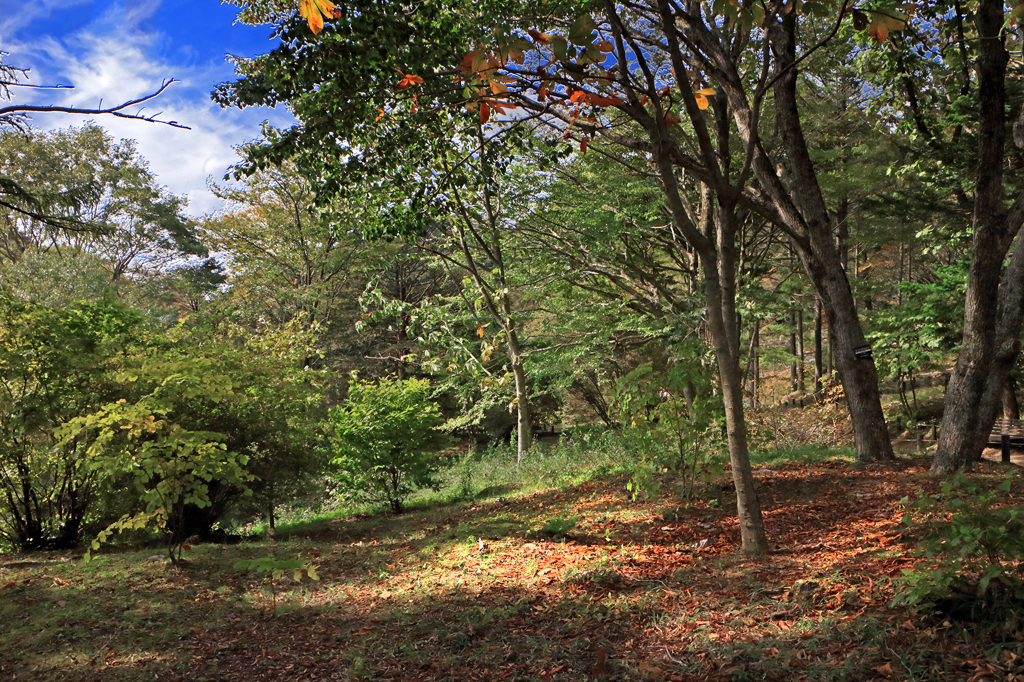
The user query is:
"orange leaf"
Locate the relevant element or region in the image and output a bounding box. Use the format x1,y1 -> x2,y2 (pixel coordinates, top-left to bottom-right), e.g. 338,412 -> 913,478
569,90 -> 587,103
528,29 -> 551,44
580,136 -> 589,154
591,95 -> 623,107
873,662 -> 893,677
489,100 -> 512,114
375,108 -> 385,121
298,0 -> 338,35
537,82 -> 549,102
396,72 -> 424,90
460,51 -> 479,73
480,101 -> 491,123
594,40 -> 615,53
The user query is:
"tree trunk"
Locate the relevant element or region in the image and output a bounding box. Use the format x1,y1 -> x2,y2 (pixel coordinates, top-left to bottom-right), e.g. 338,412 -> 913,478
704,206 -> 768,555
1003,375 -> 1020,421
797,307 -> 805,391
648,120 -> 768,553
766,13 -> 894,462
789,309 -> 798,392
747,321 -> 760,410
683,380 -> 697,421
814,299 -> 823,392
506,326 -> 534,464
933,0 -> 1024,473
837,196 -> 849,274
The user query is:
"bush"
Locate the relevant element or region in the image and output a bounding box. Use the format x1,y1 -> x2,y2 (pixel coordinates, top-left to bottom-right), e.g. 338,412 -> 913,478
893,473 -> 1024,626
0,296 -> 145,551
327,374 -> 449,513
613,362 -> 726,499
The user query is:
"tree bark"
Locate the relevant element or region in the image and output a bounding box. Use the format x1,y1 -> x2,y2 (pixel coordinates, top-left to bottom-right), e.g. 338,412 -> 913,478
797,307 -> 805,391
702,203 -> 768,555
747,321 -> 760,410
766,13 -> 894,462
506,326 -> 534,463
1003,375 -> 1020,421
789,309 -> 798,392
814,298 -> 823,392
933,0 -> 1024,473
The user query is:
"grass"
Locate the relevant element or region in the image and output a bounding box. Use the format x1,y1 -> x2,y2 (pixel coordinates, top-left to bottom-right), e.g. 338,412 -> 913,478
257,431 -> 636,541
4,447 -> 1024,681
750,445 -> 856,467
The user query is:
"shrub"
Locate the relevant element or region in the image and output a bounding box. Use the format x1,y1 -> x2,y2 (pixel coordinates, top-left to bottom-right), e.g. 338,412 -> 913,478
893,473 -> 1024,625
613,362 -> 726,499
327,374 -> 448,513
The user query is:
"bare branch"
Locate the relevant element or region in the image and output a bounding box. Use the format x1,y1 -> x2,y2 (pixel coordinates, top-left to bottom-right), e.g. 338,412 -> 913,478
0,79 -> 191,130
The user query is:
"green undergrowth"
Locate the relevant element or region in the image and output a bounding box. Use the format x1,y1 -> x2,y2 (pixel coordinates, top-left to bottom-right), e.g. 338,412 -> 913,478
750,445 -> 856,467
262,430 -> 636,541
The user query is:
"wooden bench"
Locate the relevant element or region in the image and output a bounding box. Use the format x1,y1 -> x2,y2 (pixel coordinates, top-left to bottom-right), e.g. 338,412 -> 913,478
989,417 -> 1024,462
915,419 -> 1023,462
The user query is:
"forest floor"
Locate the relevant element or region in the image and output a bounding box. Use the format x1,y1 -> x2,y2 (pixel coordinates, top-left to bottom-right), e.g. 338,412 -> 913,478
3,453 -> 1024,682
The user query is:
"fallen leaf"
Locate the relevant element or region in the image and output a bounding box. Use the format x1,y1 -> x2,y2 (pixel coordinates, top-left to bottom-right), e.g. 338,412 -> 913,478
592,646 -> 607,676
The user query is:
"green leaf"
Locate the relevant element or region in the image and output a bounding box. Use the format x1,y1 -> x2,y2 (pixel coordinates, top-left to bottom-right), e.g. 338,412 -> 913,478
551,36 -> 568,61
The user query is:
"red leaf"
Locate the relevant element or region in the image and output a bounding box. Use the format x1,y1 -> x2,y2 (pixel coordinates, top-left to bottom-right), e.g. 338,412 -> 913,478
480,101 -> 491,123
580,137 -> 589,154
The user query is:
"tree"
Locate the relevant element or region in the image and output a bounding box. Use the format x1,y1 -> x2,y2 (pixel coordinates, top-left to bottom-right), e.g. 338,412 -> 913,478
203,163 -> 389,374
217,0 -> 764,552
327,374 -> 448,513
0,295 -> 145,550
928,0 -> 1024,472
0,125 -> 205,279
57,314 -> 326,558
417,136 -> 545,461
0,51 -> 187,235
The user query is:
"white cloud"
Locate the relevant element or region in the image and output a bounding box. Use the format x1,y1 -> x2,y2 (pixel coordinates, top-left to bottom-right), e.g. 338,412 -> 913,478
125,0 -> 162,35
0,1 -> 294,217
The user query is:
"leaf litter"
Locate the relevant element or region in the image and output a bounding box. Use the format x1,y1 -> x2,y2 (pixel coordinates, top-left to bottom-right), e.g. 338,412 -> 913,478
2,456 -> 1024,681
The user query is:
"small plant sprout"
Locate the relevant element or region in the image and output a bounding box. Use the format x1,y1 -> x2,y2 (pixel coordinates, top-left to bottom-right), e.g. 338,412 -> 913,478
234,555 -> 320,615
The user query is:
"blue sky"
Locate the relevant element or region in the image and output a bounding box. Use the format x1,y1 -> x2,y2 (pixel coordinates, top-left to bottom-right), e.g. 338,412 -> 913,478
0,0 -> 295,216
